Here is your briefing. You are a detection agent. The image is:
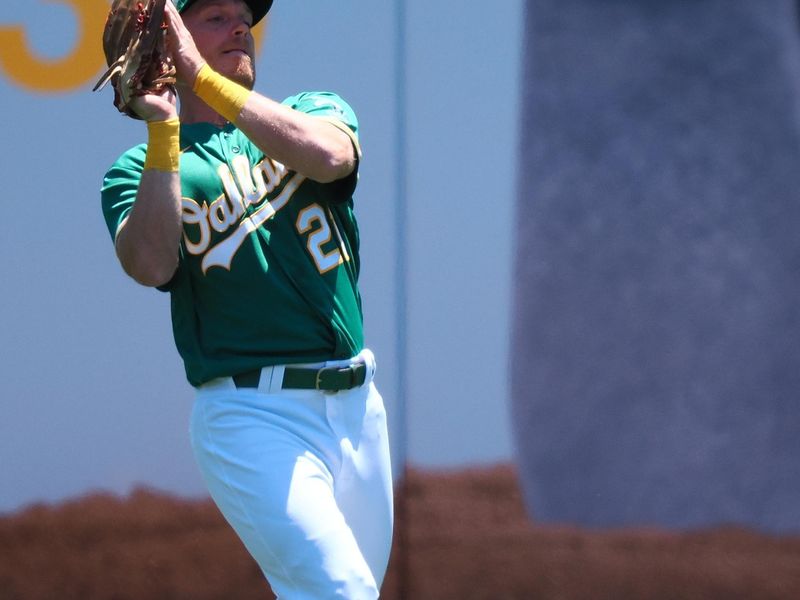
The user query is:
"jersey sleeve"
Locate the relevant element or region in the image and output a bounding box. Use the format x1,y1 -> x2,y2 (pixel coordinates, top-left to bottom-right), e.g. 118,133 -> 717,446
100,145 -> 146,244
283,91 -> 361,202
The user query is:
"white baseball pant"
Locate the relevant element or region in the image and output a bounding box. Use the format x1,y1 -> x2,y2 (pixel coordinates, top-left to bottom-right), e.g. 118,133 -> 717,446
190,349 -> 394,599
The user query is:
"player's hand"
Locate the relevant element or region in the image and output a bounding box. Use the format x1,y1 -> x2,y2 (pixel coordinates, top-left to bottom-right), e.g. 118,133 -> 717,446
163,0 -> 206,88
128,84 -> 178,122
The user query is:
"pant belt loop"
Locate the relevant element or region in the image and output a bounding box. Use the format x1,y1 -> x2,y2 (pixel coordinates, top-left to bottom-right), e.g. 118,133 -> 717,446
257,365 -> 285,394
360,348 -> 376,383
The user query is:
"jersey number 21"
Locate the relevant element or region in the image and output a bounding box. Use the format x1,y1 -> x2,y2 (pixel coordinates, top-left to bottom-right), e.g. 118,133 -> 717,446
296,203 -> 351,274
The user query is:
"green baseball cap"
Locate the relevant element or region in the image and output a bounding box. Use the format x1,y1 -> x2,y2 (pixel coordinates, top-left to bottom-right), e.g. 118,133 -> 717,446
174,0 -> 274,26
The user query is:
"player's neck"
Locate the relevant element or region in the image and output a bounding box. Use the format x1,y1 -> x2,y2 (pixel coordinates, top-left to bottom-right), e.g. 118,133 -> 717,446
179,91 -> 229,127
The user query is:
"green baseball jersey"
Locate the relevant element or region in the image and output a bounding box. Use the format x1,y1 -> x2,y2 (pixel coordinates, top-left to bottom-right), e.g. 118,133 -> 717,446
101,92 -> 364,386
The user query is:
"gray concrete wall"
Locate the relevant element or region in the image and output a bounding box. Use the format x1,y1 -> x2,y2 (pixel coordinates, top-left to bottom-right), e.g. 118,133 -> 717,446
512,0 -> 800,532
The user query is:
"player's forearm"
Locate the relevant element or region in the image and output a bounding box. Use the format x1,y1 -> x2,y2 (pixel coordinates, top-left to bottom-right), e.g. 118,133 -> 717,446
192,65 -> 355,183
116,170 -> 183,287
236,95 -> 356,183
115,117 -> 183,287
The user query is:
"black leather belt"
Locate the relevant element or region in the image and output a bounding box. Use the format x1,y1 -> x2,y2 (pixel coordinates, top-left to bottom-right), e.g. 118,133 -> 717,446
232,362 -> 368,392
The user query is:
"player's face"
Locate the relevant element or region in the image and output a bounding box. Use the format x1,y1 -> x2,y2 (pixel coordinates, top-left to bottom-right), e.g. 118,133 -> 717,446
182,0 -> 257,89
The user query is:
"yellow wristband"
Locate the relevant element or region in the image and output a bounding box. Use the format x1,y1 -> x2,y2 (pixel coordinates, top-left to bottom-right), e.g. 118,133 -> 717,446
144,118 -> 180,172
192,63 -> 251,124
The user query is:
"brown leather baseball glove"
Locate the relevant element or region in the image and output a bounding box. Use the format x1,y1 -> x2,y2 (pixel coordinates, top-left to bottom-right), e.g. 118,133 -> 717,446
93,0 -> 176,119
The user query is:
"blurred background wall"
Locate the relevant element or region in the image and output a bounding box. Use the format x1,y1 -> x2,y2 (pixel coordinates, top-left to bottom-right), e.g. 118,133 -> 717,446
4,0 -> 797,538
512,0 -> 800,533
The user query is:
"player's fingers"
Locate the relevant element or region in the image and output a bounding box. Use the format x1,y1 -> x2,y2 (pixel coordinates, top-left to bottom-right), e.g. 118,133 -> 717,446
163,2 -> 184,53
164,0 -> 180,24
163,1 -> 204,87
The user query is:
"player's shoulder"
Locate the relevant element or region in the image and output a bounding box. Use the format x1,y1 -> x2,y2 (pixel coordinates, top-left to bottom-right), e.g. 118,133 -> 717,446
106,142 -> 147,174
283,91 -> 358,131
282,90 -> 352,110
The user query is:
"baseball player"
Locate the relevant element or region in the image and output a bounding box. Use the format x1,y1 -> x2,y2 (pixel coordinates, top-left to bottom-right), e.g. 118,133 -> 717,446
100,0 -> 393,597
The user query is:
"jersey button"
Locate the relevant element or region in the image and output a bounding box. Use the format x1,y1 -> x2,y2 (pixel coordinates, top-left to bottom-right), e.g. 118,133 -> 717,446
232,146 -> 241,154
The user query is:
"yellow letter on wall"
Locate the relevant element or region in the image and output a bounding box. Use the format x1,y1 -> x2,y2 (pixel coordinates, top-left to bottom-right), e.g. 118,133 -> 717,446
0,0 -> 108,92
0,1 -> 267,94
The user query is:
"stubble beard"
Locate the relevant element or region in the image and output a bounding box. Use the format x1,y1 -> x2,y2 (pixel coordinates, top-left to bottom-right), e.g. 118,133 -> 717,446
229,56 -> 256,90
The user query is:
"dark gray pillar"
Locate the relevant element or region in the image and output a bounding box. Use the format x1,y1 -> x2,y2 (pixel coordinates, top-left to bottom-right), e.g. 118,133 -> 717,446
512,0 -> 800,533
